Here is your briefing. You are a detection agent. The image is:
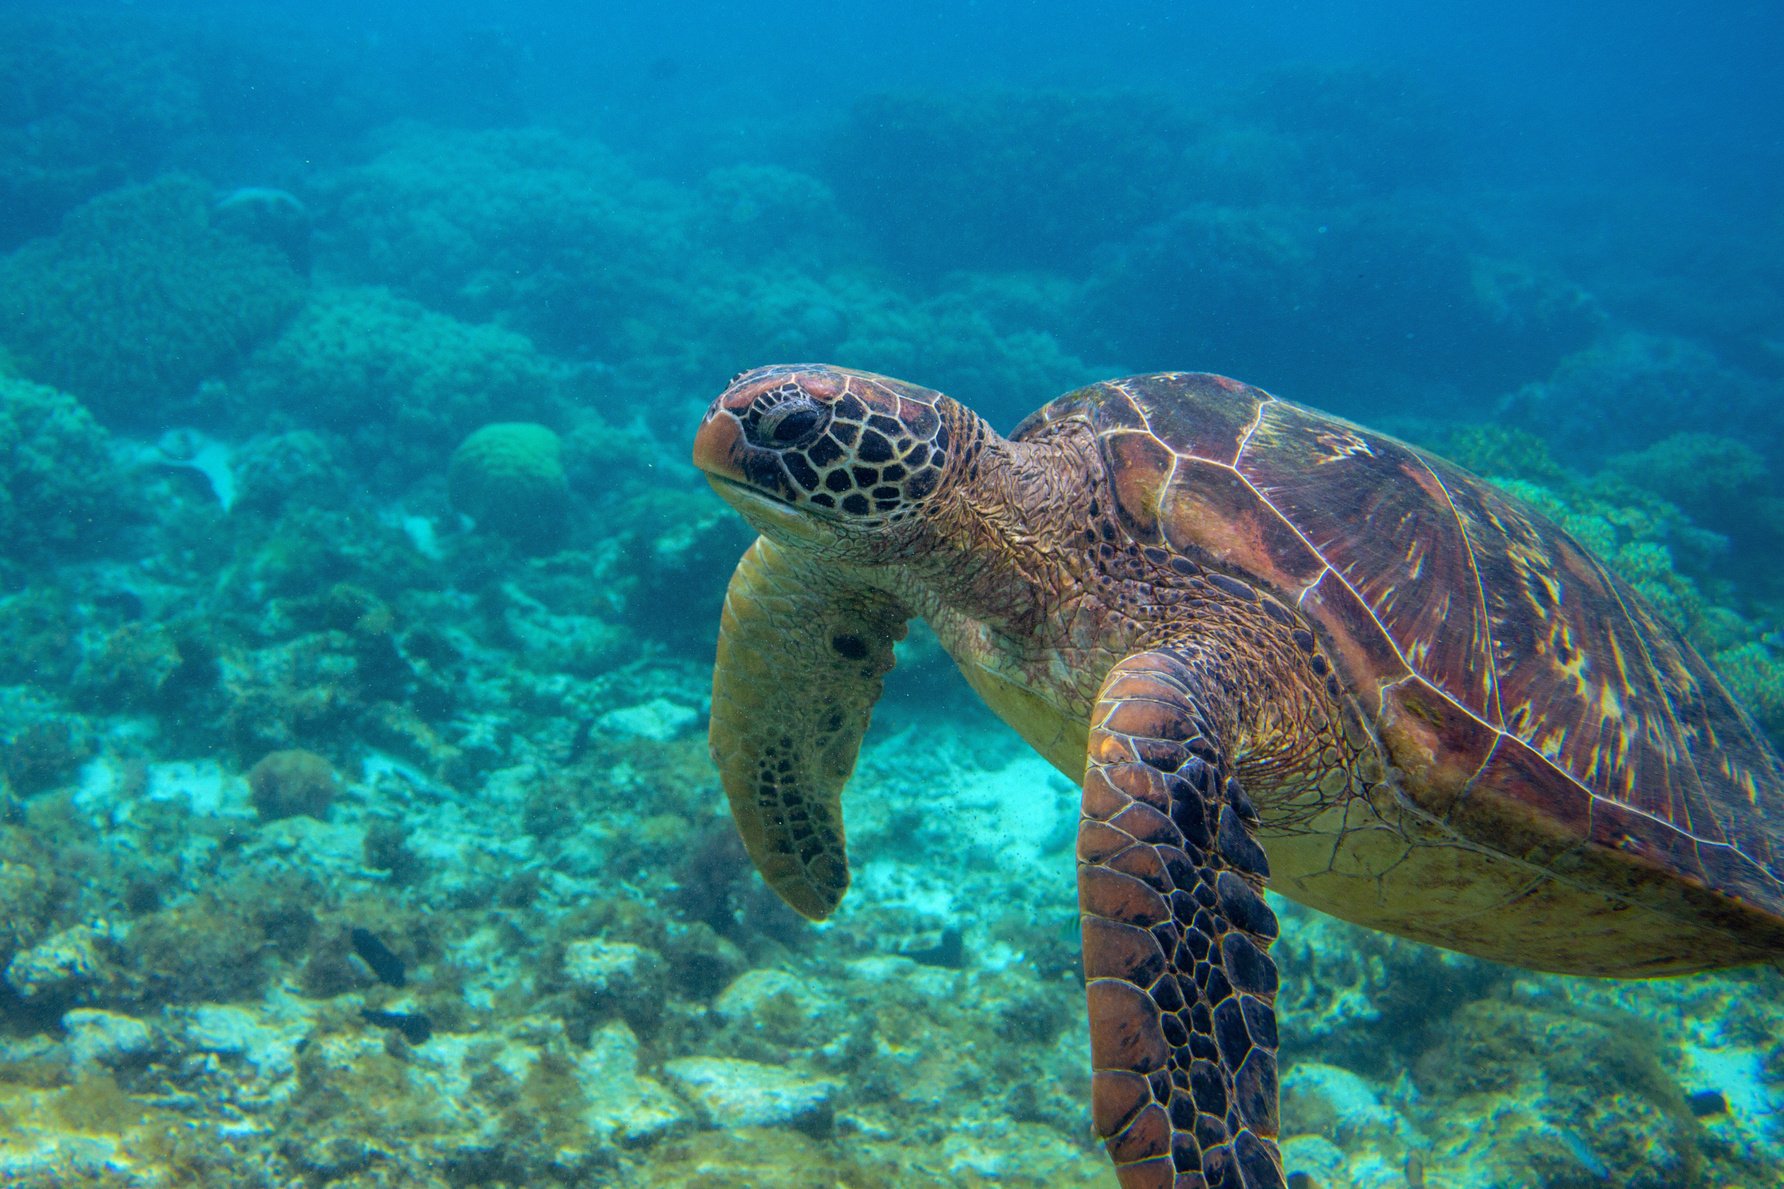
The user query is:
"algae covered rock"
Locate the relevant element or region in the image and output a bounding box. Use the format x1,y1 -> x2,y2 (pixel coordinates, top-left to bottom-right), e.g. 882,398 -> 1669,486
596,698 -> 699,742
1278,1061 -> 1425,1184
561,936 -> 665,1030
661,1055 -> 839,1133
62,1008 -> 156,1073
448,422 -> 570,554
1282,1062 -> 1418,1150
578,1019 -> 688,1145
4,922 -> 116,1009
0,848 -> 55,969
1,720 -> 94,798
0,175 -> 304,421
1415,997 -> 1699,1188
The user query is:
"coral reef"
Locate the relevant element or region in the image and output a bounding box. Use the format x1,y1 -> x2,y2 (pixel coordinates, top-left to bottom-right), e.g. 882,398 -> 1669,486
324,125 -> 694,355
0,176 -> 305,423
1087,197 -> 1598,409
0,15 -> 1777,1189
0,7 -> 396,250
0,375 -> 126,567
1502,330 -> 1784,462
234,284 -> 563,484
823,89 -> 1201,275
209,186 -> 311,272
0,12 -> 201,246
1415,995 -> 1701,1188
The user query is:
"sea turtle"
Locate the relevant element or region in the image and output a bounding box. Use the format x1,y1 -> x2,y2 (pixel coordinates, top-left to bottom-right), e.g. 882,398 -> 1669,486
692,364 -> 1784,1188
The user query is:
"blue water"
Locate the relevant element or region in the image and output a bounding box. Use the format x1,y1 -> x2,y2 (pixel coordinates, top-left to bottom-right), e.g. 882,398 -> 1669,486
0,2 -> 1780,1185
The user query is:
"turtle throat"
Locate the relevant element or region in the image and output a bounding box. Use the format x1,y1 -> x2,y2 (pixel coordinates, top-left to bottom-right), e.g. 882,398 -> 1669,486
891,413 -> 1098,643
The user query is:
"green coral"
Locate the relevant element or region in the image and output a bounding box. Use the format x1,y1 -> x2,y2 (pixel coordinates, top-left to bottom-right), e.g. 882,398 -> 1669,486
1503,330 -> 1777,460
694,164 -> 851,268
448,422 -> 570,554
1489,476 -> 1715,637
1709,643 -> 1784,738
0,175 -> 304,420
1605,433 -> 1783,595
0,11 -> 201,244
661,269 -> 1098,429
235,285 -> 561,478
1439,423 -> 1569,485
328,125 -> 693,352
1606,432 -> 1767,515
0,375 -> 123,565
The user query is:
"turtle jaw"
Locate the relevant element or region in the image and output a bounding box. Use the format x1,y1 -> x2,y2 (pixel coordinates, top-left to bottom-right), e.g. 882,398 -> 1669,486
695,390 -> 847,545
703,473 -> 832,543
697,438 -> 839,550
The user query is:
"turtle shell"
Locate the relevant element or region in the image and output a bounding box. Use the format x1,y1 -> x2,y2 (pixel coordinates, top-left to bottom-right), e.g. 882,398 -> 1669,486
1015,373 -> 1784,924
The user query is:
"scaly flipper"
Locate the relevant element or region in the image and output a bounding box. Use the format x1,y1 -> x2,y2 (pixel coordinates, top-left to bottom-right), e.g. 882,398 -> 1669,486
1079,648 -> 1285,1189
709,536 -> 911,919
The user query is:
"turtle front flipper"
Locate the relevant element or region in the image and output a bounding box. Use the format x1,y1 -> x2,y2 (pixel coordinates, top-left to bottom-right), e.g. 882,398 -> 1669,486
1080,648 -> 1284,1189
710,536 -> 911,920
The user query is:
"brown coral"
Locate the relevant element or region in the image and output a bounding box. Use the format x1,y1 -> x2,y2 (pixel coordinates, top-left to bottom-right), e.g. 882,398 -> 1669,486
247,749 -> 341,821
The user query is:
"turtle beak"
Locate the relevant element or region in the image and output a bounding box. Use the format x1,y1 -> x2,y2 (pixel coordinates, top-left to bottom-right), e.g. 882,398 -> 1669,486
694,408 -> 815,536
692,408 -> 745,482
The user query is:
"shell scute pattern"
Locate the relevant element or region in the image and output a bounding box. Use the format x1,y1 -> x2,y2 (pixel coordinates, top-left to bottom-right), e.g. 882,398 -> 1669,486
1240,400 -> 1499,723
1019,372 -> 1784,916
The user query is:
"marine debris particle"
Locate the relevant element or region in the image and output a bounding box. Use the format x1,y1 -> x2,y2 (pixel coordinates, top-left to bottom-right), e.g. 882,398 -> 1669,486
360,1007 -> 433,1045
349,926 -> 406,986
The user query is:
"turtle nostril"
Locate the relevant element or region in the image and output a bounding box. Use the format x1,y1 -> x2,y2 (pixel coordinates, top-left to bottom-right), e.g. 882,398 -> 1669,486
756,399 -> 828,447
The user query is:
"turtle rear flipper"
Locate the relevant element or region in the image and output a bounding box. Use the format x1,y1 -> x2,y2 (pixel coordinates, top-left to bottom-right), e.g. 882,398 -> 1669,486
710,536 -> 911,920
1080,648 -> 1285,1189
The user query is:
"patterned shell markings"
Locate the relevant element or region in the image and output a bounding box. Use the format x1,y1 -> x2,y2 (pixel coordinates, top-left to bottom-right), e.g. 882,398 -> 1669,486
1019,373 -> 1784,919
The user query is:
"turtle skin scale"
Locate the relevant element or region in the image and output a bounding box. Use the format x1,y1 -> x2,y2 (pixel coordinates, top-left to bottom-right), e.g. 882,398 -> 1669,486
693,365 -> 1784,1189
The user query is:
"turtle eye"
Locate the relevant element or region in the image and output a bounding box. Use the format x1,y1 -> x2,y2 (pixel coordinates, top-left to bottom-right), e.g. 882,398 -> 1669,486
756,398 -> 829,447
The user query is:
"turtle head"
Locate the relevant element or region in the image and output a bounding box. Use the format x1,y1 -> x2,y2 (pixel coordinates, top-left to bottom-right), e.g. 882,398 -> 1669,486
693,364 -> 965,554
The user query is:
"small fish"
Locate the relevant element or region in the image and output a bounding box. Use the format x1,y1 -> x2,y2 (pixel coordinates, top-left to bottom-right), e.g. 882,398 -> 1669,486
1405,1149 -> 1426,1188
566,718 -> 594,764
1554,1127 -> 1610,1180
350,926 -> 407,987
1687,1088 -> 1729,1118
361,1008 -> 433,1045
903,928 -> 965,969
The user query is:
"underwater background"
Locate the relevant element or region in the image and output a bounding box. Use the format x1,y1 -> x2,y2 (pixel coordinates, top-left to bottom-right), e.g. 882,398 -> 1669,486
0,0 -> 1781,1185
